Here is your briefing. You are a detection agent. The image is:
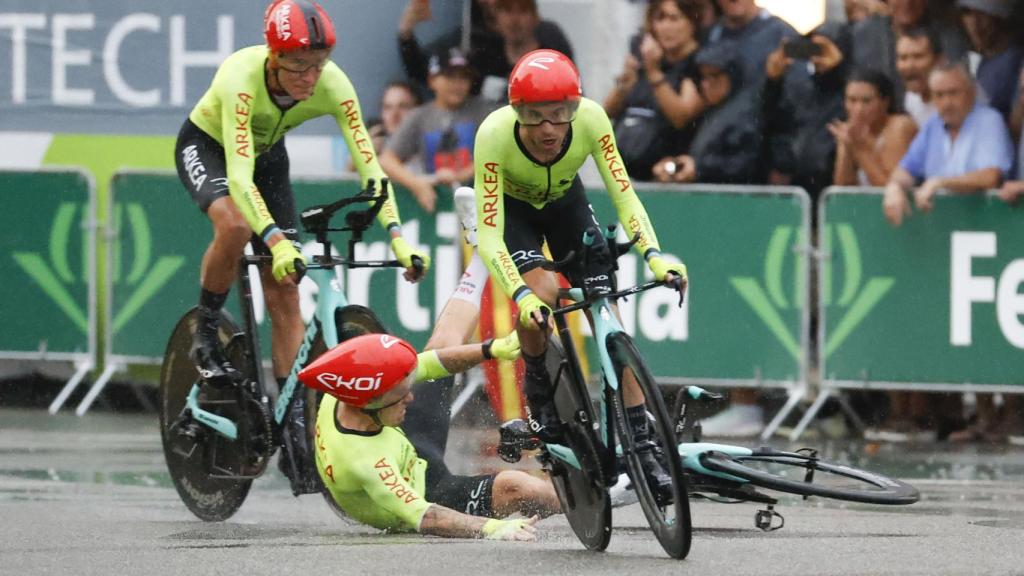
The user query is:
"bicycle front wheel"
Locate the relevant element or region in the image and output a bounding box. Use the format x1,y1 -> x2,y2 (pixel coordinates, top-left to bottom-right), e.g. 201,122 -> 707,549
160,308 -> 256,521
699,449 -> 920,505
548,339 -> 612,552
608,332 -> 692,560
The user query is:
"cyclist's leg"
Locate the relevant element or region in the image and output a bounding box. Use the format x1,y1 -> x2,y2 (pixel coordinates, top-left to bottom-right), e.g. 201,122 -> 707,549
403,246 -> 492,478
175,119 -> 245,384
251,138 -> 316,492
501,195 -> 563,440
491,470 -> 561,518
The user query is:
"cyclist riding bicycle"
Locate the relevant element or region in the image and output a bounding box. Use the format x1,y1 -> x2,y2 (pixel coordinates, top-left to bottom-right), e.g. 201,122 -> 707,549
173,0 -> 429,493
472,49 -> 688,501
299,333 -> 559,540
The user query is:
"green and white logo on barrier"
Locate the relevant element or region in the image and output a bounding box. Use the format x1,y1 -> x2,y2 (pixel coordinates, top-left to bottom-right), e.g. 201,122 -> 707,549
13,201 -> 90,334
820,223 -> 894,359
109,202 -> 187,335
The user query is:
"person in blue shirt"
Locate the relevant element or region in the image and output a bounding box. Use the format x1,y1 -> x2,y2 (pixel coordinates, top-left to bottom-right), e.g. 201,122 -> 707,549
883,61 -> 1015,226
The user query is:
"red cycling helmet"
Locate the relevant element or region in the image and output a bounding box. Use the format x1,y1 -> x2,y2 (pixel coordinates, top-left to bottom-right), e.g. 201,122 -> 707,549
298,334 -> 417,408
508,49 -> 582,105
264,0 -> 336,53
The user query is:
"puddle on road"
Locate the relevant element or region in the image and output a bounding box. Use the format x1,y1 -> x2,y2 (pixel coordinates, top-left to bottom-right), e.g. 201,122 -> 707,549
0,468 -> 173,491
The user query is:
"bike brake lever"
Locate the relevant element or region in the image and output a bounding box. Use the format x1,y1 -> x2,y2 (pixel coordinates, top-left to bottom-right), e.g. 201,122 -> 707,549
294,258 -> 307,283
537,307 -> 551,333
669,275 -> 686,307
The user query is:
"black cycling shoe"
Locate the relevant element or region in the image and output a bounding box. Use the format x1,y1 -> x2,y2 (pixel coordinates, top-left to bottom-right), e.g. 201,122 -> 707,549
190,330 -> 242,387
636,440 -> 675,506
526,400 -> 565,445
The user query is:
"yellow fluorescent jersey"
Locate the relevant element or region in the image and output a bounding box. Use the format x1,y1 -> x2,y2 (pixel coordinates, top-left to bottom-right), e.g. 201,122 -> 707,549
472,97 -> 662,299
188,45 -> 401,237
315,395 -> 430,532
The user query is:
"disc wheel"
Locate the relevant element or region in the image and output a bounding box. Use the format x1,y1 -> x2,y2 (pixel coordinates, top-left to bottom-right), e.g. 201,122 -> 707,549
547,339 -> 612,552
699,449 -> 920,505
159,308 -> 256,521
607,332 -> 692,559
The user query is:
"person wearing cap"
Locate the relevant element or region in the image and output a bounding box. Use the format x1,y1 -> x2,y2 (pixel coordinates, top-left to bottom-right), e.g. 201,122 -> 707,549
174,0 -> 431,495
397,0 -> 574,101
379,48 -> 493,213
958,0 -> 1023,124
299,333 -> 558,540
472,49 -> 688,504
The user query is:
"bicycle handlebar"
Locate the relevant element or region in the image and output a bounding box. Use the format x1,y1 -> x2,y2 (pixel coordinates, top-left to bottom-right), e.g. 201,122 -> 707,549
299,178 -> 389,235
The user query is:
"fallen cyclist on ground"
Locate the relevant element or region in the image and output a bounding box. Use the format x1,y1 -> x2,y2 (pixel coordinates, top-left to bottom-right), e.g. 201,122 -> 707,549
299,332 -> 558,540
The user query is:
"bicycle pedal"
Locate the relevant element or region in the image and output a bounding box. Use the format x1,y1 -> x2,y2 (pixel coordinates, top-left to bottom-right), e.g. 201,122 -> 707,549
754,505 -> 785,532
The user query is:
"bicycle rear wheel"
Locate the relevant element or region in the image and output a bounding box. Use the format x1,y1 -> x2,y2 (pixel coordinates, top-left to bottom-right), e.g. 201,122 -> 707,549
699,448 -> 920,505
547,339 -> 612,552
607,332 -> 692,559
160,308 -> 262,521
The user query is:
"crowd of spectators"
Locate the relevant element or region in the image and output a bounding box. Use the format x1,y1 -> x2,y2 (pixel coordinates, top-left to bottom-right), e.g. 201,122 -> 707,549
363,0 -> 1023,444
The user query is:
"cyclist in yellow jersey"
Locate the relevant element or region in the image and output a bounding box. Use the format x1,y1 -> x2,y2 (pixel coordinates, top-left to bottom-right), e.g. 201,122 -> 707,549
299,333 -> 559,540
173,0 -> 429,494
472,49 -> 688,502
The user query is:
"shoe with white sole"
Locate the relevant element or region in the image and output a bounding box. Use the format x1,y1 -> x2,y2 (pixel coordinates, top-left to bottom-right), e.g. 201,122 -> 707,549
454,186 -> 477,247
608,472 -> 639,508
698,403 -> 765,438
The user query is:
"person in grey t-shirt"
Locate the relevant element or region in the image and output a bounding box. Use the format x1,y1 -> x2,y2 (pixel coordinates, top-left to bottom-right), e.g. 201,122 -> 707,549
380,47 -> 493,213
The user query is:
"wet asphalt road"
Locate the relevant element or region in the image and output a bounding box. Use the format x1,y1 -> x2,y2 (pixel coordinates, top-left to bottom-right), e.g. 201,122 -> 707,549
2,408 -> 1023,576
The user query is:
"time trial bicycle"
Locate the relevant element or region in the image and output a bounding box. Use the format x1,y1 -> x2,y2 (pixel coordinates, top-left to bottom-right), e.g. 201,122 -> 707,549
499,224 -> 693,559
159,182 -> 412,521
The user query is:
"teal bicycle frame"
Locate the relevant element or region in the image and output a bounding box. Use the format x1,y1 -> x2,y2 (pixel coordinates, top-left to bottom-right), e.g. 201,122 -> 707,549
182,189 -> 403,443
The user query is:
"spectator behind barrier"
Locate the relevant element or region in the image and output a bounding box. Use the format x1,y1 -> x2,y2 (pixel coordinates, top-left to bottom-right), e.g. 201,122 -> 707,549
850,0 -> 970,95
843,0 -> 891,23
895,28 -> 945,126
761,24 -> 851,196
346,82 -> 422,171
829,68 -> 918,186
705,0 -> 796,94
884,61 -> 1014,226
650,42 -> 762,186
397,0 -> 573,103
379,48 -> 492,214
604,0 -> 705,181
957,0 -> 1024,125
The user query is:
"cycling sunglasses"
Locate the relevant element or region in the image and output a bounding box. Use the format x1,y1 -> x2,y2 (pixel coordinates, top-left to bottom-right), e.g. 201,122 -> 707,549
513,100 -> 580,126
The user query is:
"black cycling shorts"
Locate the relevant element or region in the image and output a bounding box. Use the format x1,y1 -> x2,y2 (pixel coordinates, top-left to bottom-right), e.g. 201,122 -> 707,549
426,471 -> 495,518
174,118 -> 298,255
500,176 -> 602,288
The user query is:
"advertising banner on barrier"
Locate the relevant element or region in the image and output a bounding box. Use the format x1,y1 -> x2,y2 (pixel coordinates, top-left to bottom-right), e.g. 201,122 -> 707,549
107,175 -> 809,387
591,186 -> 809,383
821,188 -> 1024,386
1,169 -> 95,360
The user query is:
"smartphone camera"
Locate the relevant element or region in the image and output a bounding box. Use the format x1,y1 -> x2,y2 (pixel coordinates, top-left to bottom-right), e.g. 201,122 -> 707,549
783,37 -> 822,60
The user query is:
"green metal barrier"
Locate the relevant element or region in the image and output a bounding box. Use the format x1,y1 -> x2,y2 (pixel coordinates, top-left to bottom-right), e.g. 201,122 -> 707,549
791,186 -> 1024,438
0,168 -> 98,411
598,184 -> 811,439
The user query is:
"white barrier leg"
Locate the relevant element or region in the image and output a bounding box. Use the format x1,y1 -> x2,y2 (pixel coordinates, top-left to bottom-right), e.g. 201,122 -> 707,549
760,383 -> 807,441
75,363 -> 120,416
48,362 -> 93,414
789,388 -> 833,441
